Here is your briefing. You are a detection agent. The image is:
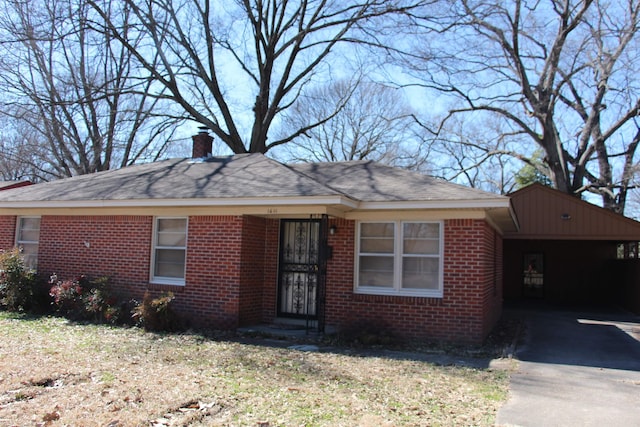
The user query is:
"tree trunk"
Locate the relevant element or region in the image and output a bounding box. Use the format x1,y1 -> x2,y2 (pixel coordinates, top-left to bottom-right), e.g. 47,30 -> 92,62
540,118 -> 573,195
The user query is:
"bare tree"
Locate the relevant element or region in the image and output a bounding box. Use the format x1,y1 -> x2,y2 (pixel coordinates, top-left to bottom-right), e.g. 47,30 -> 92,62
0,118 -> 47,182
275,78 -> 427,169
424,114 -> 523,194
0,0 -> 179,179
404,0 -> 640,213
86,0 -> 425,155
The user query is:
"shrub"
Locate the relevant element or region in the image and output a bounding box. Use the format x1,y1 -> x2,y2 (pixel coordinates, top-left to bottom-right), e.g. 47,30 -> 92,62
0,248 -> 42,312
81,276 -> 123,324
49,274 -> 85,319
49,275 -> 122,324
132,291 -> 182,332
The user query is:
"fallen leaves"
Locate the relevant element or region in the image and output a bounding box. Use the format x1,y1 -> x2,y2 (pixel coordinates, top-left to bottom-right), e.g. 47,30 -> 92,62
150,400 -> 220,426
0,314 -> 508,426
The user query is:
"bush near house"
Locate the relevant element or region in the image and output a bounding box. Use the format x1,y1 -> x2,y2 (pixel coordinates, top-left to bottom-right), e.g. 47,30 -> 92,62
0,248 -> 46,312
49,274 -> 126,324
132,291 -> 183,332
0,256 -> 185,331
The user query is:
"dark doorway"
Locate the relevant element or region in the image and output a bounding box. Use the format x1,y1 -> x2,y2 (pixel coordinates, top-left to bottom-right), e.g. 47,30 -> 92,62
523,253 -> 544,298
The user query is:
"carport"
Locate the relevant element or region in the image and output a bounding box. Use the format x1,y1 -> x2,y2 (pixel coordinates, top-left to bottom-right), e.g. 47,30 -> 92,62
503,184 -> 640,312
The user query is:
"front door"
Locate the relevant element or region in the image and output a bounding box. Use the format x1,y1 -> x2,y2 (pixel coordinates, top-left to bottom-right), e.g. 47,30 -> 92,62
277,220 -> 321,318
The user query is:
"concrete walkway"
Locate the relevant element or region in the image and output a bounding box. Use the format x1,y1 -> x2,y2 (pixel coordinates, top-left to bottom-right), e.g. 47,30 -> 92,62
497,307 -> 640,427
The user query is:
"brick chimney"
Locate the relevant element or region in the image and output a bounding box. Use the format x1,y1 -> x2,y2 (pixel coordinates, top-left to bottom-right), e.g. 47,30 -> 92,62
191,127 -> 213,158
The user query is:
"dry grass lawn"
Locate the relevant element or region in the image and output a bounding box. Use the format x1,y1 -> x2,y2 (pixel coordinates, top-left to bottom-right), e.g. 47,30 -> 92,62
0,313 -> 510,426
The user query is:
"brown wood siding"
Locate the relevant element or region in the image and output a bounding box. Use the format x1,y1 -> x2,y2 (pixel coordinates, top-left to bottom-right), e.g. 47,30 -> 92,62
505,184 -> 640,241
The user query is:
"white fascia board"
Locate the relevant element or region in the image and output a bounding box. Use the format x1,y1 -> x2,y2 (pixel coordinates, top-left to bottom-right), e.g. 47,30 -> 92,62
0,196 -> 510,213
355,198 -> 512,210
0,195 -> 359,210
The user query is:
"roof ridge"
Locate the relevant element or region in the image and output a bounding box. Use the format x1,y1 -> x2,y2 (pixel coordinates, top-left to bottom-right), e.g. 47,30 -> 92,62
282,161 -> 356,200
226,153 -> 348,197
286,158 -> 373,166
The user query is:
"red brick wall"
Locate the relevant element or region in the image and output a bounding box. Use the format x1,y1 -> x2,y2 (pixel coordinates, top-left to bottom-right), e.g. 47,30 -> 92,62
324,218 -> 502,344
182,215 -> 244,329
156,215 -> 277,329
34,215 -> 270,330
38,216 -> 153,294
324,217 -> 356,329
239,216 -> 266,326
480,222 -> 503,338
0,215 -> 16,249
29,214 -> 275,330
261,219 -> 280,321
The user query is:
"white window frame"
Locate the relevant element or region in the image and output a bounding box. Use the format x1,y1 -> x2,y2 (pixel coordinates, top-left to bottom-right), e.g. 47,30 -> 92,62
15,216 -> 41,270
355,220 -> 444,298
151,217 -> 188,286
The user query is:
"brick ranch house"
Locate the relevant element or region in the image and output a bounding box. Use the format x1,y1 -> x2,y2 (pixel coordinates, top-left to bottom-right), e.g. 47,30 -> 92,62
0,131 -> 517,344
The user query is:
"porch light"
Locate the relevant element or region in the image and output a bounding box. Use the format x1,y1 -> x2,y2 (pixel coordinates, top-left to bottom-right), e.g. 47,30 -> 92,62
329,225 -> 337,235
561,213 -> 571,220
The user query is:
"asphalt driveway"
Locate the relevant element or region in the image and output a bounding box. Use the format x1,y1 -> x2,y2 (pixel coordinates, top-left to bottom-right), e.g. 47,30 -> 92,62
496,306 -> 640,427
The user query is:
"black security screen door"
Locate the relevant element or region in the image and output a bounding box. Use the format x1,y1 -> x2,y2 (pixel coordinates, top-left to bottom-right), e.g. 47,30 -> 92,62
277,219 -> 323,320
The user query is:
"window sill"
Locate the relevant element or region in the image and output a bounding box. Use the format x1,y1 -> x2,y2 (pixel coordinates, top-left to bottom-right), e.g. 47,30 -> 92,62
355,287 -> 443,298
150,278 -> 185,287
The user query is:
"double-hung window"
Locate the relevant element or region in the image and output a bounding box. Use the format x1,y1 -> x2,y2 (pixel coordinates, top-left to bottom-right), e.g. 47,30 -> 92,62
151,217 -> 188,285
16,216 -> 41,270
356,221 -> 443,297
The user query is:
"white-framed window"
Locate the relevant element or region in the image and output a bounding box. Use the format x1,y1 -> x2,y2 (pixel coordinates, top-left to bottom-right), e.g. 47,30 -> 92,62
355,221 -> 443,297
151,217 -> 188,285
16,216 -> 41,270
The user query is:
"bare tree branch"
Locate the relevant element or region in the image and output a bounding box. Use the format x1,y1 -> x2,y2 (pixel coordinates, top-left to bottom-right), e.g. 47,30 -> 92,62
0,0 -> 179,178
402,0 -> 640,213
86,0 -> 424,154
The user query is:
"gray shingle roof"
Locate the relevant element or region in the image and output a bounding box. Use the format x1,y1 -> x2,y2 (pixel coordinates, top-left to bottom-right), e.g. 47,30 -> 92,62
287,160 -> 503,202
0,154 -> 342,202
0,154 -> 507,206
